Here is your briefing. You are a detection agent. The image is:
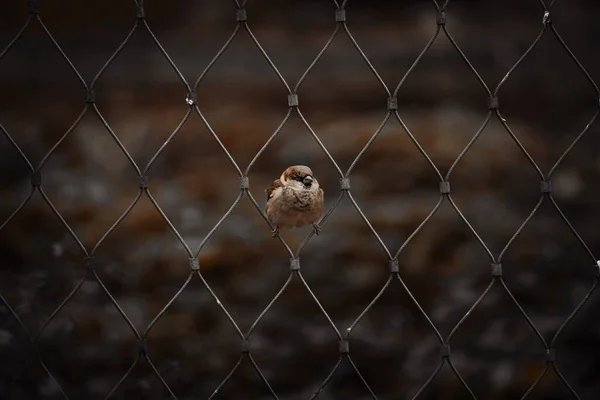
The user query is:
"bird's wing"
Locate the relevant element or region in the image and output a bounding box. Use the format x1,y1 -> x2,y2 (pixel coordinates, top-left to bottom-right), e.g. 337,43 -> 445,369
266,179 -> 283,202
317,187 -> 325,210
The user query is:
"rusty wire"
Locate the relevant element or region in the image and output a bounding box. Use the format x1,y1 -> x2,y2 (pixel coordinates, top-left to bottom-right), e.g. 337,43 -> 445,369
1,0 -> 599,399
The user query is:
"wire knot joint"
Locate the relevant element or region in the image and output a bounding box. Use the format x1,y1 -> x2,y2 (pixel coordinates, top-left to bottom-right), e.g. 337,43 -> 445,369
136,3 -> 145,19
135,0 -> 146,19
387,97 -> 398,111
542,11 -> 551,25
85,256 -> 95,271
288,94 -> 299,108
491,262 -> 502,277
335,9 -> 346,23
31,171 -> 41,187
236,8 -> 247,22
545,348 -> 555,363
338,340 -> 349,354
488,96 -> 498,110
436,11 -> 447,26
139,175 -> 148,189
186,92 -> 197,106
440,344 -> 451,358
240,176 -> 250,190
389,259 -> 399,273
540,180 -> 552,194
27,0 -> 38,15
340,177 -> 350,190
190,258 -> 200,271
85,89 -> 95,104
241,339 -> 250,353
137,338 -> 147,354
290,258 -> 300,271
439,181 -> 450,194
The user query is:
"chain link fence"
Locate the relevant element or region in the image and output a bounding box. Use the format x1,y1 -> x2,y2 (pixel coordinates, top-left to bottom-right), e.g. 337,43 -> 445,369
1,0 -> 599,399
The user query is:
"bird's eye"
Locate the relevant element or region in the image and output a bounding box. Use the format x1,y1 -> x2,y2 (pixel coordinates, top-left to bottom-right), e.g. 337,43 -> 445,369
295,176 -> 303,181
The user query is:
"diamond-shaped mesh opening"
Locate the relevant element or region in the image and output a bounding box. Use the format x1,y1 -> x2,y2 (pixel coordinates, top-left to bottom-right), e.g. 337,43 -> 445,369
193,22 -> 291,168
496,31 -> 599,173
448,116 -> 543,252
0,25 -> 82,169
1,1 -> 599,399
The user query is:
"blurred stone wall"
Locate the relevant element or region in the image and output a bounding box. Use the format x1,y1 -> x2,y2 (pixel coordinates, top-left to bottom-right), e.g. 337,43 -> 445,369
1,1 -> 600,399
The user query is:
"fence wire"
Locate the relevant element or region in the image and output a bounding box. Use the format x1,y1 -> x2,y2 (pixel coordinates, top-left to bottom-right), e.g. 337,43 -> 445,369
0,0 -> 599,399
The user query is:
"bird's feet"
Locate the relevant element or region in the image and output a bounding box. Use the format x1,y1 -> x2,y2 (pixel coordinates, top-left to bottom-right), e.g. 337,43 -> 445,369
313,223 -> 321,236
271,226 -> 279,238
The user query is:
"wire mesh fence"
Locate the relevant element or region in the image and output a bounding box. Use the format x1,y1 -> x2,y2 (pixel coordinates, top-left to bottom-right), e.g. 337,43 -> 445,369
0,0 -> 599,399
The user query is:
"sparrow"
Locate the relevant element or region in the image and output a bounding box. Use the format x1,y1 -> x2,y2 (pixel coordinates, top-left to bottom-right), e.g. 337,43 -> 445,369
265,165 -> 324,237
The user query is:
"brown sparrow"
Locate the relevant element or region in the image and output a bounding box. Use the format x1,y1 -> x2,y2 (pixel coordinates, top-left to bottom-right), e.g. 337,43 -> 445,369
265,165 -> 324,237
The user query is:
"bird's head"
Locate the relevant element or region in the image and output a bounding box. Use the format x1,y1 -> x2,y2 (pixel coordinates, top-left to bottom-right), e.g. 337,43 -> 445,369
281,165 -> 319,191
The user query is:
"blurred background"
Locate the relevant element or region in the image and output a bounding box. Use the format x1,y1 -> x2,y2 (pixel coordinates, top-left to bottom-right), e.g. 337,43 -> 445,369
1,0 -> 600,399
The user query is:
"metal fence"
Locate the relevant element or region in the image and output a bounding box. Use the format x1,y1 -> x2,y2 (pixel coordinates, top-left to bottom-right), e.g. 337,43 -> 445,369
1,0 -> 599,399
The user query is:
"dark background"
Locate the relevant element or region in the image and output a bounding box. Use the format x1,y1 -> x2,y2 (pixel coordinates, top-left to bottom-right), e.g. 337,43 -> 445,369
1,0 -> 600,399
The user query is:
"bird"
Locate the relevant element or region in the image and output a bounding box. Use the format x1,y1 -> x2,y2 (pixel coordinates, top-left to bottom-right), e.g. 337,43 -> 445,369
265,165 -> 324,238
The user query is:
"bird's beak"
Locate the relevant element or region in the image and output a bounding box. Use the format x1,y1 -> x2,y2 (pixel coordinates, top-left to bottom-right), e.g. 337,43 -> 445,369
303,175 -> 313,186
